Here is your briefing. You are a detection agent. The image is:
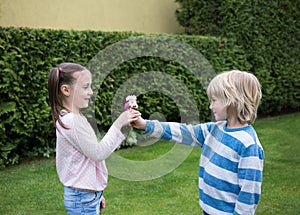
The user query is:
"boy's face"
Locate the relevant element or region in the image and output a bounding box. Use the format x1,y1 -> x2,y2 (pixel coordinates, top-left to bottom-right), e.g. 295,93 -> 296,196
209,96 -> 227,121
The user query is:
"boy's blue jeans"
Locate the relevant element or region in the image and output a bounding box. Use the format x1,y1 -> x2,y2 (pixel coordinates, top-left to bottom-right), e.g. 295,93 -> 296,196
64,186 -> 103,215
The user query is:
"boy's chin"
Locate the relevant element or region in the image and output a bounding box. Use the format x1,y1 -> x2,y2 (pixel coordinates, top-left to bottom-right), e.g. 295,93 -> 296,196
215,116 -> 226,121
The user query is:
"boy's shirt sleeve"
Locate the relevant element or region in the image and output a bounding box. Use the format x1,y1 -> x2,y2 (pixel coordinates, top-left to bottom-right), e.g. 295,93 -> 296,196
234,144 -> 264,214
145,120 -> 207,147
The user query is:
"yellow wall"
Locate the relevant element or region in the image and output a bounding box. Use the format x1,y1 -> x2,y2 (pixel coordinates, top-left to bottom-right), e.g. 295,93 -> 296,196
0,0 -> 183,33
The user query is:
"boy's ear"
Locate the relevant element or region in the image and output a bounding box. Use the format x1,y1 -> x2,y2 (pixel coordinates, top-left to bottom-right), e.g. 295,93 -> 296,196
231,101 -> 237,107
60,84 -> 70,97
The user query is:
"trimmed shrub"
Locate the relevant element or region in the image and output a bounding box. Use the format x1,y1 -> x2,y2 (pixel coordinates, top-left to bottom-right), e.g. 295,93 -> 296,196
175,0 -> 300,113
0,26 -> 261,167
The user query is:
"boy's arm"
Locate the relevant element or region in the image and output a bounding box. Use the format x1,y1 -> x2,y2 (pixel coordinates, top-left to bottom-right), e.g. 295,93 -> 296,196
133,117 -> 203,147
234,145 -> 264,214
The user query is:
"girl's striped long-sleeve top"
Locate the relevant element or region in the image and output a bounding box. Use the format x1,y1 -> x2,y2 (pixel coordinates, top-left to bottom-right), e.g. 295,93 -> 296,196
144,120 -> 264,215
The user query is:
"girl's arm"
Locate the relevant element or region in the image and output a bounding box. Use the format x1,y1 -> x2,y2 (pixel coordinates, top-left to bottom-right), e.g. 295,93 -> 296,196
60,110 -> 141,162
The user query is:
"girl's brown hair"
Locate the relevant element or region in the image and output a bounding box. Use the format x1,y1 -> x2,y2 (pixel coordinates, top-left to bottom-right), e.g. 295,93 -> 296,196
48,62 -> 86,129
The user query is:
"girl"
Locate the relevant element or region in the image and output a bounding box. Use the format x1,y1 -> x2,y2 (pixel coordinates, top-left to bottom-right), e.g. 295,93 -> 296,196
133,70 -> 264,215
48,62 -> 140,215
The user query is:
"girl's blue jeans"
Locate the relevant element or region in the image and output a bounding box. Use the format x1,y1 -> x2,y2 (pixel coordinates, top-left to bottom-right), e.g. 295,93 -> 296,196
64,186 -> 103,215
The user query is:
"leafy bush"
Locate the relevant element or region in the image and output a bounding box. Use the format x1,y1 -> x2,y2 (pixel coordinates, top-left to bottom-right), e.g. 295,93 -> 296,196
0,26 -> 277,167
175,0 -> 300,113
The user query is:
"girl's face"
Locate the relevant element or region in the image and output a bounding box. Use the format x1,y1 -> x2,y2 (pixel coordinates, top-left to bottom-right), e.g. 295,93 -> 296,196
209,96 -> 227,121
70,70 -> 93,112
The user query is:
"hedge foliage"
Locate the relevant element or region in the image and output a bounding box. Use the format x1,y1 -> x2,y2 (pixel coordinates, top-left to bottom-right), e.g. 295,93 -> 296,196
175,0 -> 300,113
0,27 -> 251,167
0,18 -> 298,167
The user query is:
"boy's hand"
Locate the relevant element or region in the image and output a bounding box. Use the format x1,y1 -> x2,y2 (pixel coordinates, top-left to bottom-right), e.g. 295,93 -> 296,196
131,112 -> 146,130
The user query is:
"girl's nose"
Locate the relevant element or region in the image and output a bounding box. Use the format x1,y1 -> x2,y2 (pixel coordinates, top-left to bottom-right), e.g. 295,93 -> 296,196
89,87 -> 93,96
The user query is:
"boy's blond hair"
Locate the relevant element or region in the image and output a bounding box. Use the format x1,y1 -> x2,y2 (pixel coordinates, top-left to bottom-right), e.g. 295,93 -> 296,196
207,70 -> 262,124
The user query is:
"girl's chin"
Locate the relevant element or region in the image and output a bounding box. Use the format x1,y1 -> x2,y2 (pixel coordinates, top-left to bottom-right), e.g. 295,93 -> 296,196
78,104 -> 89,109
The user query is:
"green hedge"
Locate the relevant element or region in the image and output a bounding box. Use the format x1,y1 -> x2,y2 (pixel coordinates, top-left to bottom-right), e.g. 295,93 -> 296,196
175,0 -> 300,113
0,26 -> 285,168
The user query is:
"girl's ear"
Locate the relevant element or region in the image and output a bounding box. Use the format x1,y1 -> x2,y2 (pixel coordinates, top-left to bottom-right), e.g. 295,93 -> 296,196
60,84 -> 70,97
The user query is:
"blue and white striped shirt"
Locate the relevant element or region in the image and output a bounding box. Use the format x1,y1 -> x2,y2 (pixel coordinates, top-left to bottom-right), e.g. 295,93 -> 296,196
145,120 -> 264,215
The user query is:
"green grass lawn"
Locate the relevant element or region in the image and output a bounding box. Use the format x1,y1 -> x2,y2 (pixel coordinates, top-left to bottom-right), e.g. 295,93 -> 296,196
0,112 -> 299,215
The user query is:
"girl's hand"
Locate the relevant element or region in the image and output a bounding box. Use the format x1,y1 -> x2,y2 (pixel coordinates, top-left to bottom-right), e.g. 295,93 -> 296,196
113,110 -> 141,130
100,196 -> 106,212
